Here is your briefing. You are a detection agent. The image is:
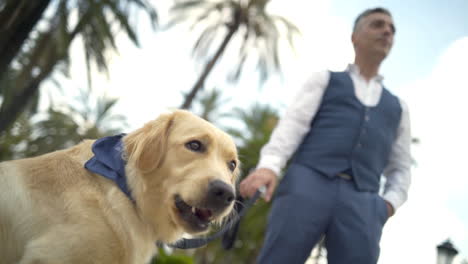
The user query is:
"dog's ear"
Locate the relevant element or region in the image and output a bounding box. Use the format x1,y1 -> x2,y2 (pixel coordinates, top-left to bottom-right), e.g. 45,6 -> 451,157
124,112 -> 174,173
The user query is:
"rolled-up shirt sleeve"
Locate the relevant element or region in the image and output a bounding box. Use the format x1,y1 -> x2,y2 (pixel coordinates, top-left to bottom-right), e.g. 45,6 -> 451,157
382,100 -> 412,210
257,71 -> 330,177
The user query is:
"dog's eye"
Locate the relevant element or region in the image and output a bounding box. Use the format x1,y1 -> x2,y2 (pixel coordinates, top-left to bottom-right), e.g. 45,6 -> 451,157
228,160 -> 237,172
185,140 -> 204,152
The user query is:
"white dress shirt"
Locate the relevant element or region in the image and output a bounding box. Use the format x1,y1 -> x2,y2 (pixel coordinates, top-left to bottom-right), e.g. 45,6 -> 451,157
257,64 -> 412,210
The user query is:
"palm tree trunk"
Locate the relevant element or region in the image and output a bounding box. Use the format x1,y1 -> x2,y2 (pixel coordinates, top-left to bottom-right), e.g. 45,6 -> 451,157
0,0 -> 51,80
180,24 -> 239,109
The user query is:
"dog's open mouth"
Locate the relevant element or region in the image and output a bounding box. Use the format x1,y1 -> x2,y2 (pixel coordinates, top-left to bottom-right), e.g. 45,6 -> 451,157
174,195 -> 214,232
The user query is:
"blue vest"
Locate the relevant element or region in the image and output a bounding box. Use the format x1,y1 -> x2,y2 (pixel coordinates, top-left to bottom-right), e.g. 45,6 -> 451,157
291,71 -> 402,192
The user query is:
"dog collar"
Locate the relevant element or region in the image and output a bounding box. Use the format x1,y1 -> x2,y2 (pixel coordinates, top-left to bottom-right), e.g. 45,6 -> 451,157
84,134 -> 134,202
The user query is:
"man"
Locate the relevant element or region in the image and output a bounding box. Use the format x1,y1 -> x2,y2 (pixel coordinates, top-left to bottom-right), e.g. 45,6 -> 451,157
240,7 -> 412,264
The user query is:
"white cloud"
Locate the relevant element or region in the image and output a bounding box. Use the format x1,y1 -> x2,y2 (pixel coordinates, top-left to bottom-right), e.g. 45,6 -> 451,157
379,37 -> 468,263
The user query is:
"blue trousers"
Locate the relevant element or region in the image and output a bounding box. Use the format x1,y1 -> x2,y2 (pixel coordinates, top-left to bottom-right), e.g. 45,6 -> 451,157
257,164 -> 389,264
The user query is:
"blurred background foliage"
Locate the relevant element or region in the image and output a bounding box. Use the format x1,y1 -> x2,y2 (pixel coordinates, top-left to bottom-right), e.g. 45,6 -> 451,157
0,0 -> 157,133
152,248 -> 194,264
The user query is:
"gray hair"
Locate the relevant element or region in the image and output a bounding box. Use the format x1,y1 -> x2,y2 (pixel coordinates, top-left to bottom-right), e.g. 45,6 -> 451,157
353,7 -> 392,32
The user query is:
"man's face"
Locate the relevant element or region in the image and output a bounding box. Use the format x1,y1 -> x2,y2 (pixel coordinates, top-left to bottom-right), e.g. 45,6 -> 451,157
352,12 -> 395,58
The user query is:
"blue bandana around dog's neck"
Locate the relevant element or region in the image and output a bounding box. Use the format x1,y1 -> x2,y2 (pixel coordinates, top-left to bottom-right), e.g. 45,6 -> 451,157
84,134 -> 134,202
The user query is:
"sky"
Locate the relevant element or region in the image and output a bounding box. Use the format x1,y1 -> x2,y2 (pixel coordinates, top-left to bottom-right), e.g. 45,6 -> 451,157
48,0 -> 468,263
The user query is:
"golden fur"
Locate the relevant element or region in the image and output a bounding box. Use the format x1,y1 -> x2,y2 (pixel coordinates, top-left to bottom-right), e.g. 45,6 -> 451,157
0,110 -> 239,264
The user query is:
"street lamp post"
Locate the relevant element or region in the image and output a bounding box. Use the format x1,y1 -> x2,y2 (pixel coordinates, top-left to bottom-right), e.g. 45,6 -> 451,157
437,239 -> 459,264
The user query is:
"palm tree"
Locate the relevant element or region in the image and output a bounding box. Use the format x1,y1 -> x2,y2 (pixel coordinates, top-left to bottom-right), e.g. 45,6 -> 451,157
0,87 -> 127,160
189,87 -> 231,123
65,87 -> 128,138
0,0 -> 157,135
168,0 -> 299,109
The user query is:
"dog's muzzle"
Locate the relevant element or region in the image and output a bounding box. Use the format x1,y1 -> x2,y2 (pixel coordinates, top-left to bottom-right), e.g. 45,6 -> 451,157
174,180 -> 235,233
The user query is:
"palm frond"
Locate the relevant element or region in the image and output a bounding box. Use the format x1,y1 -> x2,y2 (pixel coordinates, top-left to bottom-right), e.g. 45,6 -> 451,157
271,15 -> 300,48
192,24 -> 220,59
170,0 -> 210,12
128,0 -> 158,28
104,0 -> 139,46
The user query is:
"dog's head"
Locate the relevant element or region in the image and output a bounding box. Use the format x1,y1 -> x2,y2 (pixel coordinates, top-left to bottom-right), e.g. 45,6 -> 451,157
123,110 -> 240,241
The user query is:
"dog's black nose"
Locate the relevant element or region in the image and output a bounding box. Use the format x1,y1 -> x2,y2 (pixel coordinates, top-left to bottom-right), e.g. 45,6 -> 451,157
208,180 -> 235,208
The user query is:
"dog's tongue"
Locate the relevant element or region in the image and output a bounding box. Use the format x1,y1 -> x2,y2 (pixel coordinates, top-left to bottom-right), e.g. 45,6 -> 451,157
195,208 -> 212,221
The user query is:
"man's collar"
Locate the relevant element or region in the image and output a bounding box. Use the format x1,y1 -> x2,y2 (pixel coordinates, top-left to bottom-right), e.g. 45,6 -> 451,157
347,63 -> 384,82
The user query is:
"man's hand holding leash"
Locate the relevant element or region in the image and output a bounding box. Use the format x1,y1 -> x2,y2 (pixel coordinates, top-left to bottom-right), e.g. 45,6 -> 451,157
240,168 -> 277,202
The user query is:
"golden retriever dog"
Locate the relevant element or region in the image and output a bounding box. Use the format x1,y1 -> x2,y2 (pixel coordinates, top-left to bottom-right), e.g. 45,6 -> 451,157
0,110 -> 239,264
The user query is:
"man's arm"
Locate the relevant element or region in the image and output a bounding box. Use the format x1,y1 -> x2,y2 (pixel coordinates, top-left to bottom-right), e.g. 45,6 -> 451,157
240,71 -> 330,200
382,100 -> 412,215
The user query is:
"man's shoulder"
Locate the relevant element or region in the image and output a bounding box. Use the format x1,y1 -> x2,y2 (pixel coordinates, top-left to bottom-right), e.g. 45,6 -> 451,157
300,69 -> 331,87
306,69 -> 331,78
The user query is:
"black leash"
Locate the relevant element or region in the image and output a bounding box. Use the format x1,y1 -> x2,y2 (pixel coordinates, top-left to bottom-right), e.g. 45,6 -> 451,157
157,186 -> 266,250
